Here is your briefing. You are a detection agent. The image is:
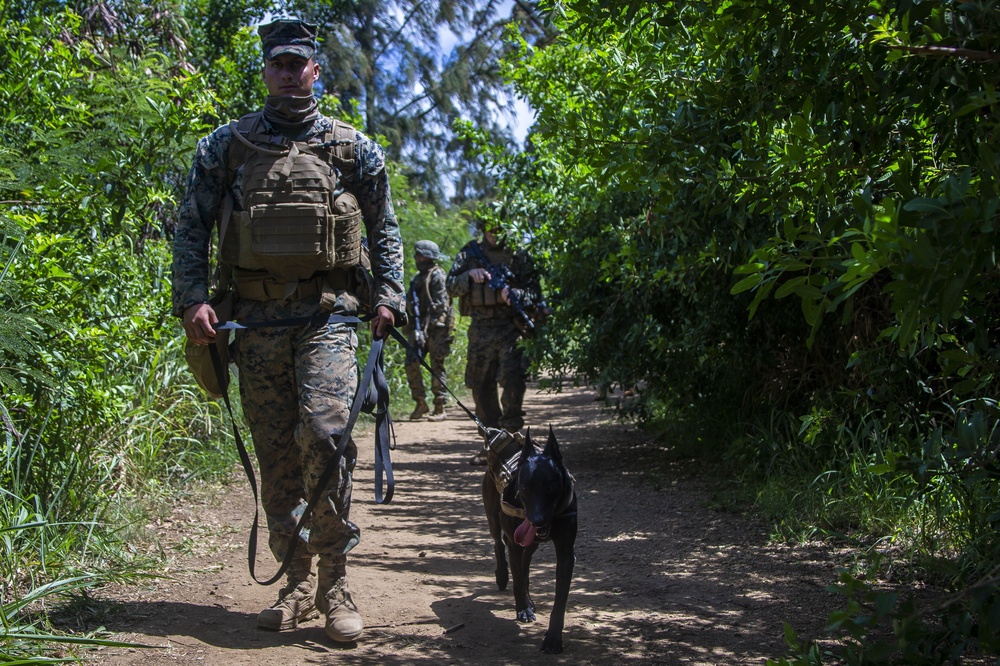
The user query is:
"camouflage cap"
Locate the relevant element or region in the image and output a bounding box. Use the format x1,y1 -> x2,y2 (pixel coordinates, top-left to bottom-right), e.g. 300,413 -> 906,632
258,19 -> 317,61
414,240 -> 444,260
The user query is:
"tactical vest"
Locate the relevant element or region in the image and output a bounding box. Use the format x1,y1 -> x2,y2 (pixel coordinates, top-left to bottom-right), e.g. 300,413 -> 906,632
217,112 -> 362,292
413,265 -> 455,331
458,242 -> 507,316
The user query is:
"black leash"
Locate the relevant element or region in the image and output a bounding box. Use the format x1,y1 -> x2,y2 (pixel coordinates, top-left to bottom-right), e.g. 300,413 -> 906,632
207,312 -> 395,586
385,326 -> 489,438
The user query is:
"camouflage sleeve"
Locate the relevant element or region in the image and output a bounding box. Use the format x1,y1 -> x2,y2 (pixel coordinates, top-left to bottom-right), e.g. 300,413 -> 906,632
509,249 -> 542,309
342,131 -> 405,320
171,124 -> 233,317
445,242 -> 476,297
428,266 -> 451,327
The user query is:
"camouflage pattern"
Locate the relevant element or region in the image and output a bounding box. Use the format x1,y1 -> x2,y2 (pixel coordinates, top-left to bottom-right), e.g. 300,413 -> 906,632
232,293 -> 361,561
172,106 -> 404,568
404,264 -> 453,405
259,19 -> 317,61
413,239 -> 444,260
171,115 -> 405,319
446,239 -> 541,432
445,239 -> 541,318
464,318 -> 529,431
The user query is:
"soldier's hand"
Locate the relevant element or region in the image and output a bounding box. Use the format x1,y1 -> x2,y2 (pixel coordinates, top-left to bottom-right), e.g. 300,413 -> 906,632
469,268 -> 491,284
183,303 -> 217,346
373,305 -> 395,340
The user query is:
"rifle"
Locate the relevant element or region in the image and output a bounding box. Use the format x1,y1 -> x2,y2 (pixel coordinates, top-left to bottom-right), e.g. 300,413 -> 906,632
465,242 -> 538,336
408,282 -> 425,359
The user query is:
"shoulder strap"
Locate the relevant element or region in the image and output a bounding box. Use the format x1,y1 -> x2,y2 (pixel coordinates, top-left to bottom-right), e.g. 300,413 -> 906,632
226,113 -> 265,184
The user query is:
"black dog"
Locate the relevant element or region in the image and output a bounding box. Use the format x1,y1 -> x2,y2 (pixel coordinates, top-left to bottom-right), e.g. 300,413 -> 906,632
482,427 -> 577,653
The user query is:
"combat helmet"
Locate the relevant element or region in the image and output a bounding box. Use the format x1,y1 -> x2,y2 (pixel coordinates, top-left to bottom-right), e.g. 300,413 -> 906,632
414,240 -> 445,261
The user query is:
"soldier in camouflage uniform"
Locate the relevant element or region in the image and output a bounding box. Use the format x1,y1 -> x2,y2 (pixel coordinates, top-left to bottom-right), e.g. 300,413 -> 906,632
171,19 -> 405,644
404,240 -> 454,421
446,212 -> 542,463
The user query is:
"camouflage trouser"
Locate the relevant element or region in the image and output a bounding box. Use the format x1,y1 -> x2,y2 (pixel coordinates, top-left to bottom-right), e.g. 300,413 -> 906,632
231,294 -> 360,569
404,326 -> 453,405
465,317 -> 527,432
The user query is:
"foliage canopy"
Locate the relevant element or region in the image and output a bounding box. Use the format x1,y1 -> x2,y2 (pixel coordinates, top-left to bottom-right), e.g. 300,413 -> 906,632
491,0 -> 1000,659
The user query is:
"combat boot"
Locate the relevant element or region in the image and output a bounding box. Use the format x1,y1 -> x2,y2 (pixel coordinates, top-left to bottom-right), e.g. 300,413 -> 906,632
409,399 -> 430,421
257,556 -> 319,631
316,561 -> 364,642
428,403 -> 446,421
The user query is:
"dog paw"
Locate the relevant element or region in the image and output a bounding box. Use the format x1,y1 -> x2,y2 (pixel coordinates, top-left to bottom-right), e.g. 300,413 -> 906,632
495,569 -> 508,591
541,632 -> 563,654
516,609 -> 536,623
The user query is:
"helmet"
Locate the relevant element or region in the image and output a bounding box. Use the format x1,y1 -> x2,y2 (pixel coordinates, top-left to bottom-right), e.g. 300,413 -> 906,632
414,240 -> 443,260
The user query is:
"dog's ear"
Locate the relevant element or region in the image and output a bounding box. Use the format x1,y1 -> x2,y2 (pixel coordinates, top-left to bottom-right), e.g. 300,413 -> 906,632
545,425 -> 562,465
519,427 -> 535,466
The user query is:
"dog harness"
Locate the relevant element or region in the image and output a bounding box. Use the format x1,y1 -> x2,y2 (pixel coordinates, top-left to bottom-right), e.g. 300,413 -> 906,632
483,428 -> 576,520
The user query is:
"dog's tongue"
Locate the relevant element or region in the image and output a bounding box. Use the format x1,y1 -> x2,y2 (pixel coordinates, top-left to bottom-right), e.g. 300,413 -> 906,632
514,519 -> 536,547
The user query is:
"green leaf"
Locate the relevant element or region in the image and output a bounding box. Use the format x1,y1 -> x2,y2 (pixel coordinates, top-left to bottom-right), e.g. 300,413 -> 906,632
731,273 -> 763,295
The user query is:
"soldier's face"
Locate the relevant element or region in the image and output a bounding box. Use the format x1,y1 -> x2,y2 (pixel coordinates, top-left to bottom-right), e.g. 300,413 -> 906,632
483,226 -> 505,247
262,54 -> 319,97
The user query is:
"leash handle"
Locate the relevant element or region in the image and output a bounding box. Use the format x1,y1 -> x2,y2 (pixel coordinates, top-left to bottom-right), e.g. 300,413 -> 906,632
215,313 -> 362,331
350,336 -> 395,504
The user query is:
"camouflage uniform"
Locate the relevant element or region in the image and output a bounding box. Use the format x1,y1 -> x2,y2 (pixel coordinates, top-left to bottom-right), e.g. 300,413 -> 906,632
445,239 -> 540,432
172,114 -> 404,570
404,259 -> 454,411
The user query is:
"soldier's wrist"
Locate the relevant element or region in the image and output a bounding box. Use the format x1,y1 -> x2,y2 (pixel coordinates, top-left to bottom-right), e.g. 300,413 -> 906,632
175,298 -> 209,318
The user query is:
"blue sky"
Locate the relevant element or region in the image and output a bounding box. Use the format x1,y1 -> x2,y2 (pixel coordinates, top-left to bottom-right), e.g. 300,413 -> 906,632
435,2 -> 536,146
261,5 -> 536,145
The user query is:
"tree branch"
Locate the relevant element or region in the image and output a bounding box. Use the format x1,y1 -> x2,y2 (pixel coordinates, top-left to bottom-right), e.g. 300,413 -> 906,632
374,1 -> 427,63
882,42 -> 1000,62
512,0 -> 547,34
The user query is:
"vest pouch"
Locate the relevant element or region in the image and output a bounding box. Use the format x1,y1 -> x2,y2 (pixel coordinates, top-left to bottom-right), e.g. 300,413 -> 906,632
331,192 -> 362,269
234,211 -> 262,270
468,282 -> 501,307
248,201 -> 332,281
183,291 -> 234,399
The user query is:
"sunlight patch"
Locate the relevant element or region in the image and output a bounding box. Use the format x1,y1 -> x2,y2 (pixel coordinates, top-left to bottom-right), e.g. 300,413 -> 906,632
605,531 -> 654,542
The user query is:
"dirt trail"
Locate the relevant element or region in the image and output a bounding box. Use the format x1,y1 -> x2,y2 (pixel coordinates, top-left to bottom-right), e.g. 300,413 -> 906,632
86,383 -> 843,665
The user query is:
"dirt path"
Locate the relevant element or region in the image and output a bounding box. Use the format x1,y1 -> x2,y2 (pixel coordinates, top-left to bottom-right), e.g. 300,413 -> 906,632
85,383 -> 843,665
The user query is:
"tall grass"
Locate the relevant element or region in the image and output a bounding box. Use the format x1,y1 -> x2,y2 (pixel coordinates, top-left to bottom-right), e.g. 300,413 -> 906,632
1,318 -> 238,662
708,396 -> 1000,661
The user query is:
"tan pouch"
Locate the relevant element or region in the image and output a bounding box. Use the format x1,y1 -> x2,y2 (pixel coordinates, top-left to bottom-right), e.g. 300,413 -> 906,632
183,291 -> 234,398
331,191 -> 362,268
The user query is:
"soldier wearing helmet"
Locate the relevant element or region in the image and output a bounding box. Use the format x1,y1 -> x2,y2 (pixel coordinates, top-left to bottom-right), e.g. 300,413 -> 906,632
404,240 -> 455,420
446,204 -> 543,463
